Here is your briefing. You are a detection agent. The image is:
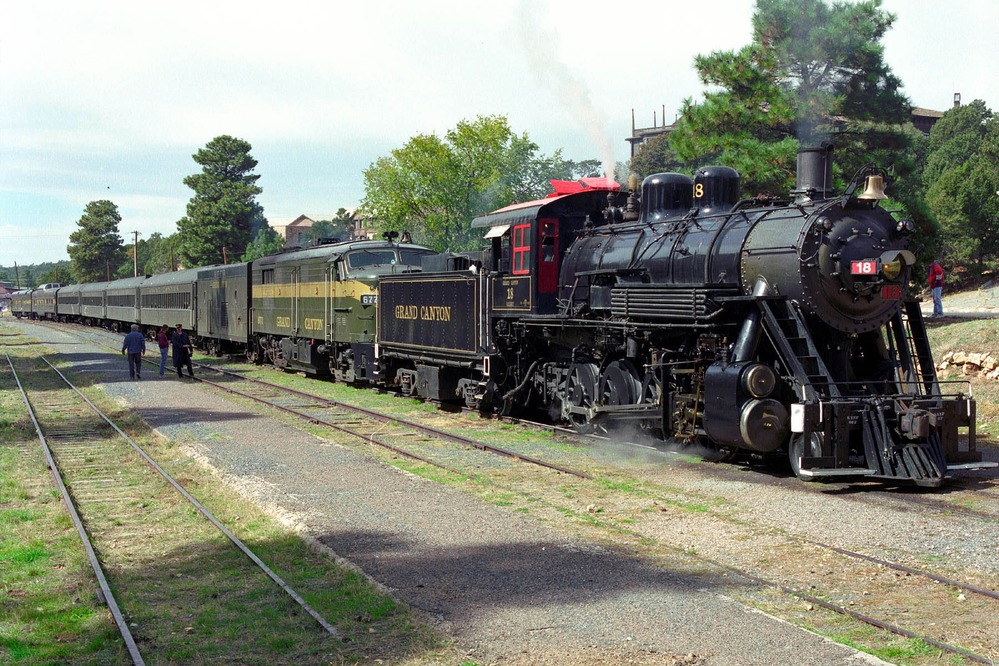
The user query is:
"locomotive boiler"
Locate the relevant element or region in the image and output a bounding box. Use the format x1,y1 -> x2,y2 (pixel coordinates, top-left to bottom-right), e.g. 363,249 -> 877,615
377,147 -> 985,486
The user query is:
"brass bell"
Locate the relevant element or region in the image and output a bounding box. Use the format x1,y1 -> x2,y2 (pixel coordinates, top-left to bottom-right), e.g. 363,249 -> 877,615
857,175 -> 888,200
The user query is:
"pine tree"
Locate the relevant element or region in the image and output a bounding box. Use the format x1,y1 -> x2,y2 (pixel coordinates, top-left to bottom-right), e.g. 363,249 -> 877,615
67,200 -> 125,283
177,135 -> 263,267
671,0 -> 910,195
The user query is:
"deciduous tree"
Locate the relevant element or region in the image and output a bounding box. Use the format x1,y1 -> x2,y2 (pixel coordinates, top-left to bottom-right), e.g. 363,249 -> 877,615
112,232 -> 181,277
361,115 -> 600,251
305,208 -> 355,246
241,227 -> 285,262
924,101 -> 999,269
67,200 -> 125,283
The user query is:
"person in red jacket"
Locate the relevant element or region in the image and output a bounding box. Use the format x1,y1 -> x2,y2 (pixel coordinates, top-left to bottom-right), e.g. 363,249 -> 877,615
928,260 -> 944,317
156,324 -> 170,376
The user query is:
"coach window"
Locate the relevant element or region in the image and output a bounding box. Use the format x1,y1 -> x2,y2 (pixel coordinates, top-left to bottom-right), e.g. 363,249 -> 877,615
512,223 -> 531,275
262,269 -> 275,284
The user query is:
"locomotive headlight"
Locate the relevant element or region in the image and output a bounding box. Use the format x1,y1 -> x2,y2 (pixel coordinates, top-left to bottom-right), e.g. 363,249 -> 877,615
878,250 -> 915,280
881,260 -> 902,280
896,218 -> 915,233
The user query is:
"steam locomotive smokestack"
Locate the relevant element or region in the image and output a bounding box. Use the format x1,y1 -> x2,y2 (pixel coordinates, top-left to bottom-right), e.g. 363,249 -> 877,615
794,143 -> 834,201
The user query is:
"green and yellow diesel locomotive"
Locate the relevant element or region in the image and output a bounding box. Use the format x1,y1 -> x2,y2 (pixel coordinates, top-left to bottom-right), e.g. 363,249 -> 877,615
249,238 -> 435,380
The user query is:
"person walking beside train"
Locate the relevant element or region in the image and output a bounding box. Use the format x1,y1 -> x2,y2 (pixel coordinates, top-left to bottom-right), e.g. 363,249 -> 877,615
928,259 -> 945,317
172,323 -> 195,378
121,324 -> 146,380
156,324 -> 170,376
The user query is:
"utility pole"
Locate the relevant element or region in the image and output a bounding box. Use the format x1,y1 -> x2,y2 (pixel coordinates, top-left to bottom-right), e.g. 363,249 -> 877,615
14,262 -> 20,290
132,230 -> 141,277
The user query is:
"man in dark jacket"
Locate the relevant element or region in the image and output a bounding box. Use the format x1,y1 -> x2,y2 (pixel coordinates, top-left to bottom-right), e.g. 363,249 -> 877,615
172,324 -> 195,378
121,324 -> 146,380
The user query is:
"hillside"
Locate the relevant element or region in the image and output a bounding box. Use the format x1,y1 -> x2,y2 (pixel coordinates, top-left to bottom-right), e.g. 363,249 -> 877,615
924,284 -> 999,442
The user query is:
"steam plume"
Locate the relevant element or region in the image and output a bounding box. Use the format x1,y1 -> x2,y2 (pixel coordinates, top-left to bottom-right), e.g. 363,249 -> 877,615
516,0 -> 616,179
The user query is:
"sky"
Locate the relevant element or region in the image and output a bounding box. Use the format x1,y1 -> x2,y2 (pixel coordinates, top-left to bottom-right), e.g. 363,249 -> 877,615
1,0 -> 996,267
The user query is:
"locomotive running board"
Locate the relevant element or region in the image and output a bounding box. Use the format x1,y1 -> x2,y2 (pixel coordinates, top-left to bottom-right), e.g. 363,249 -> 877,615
946,462 -> 998,471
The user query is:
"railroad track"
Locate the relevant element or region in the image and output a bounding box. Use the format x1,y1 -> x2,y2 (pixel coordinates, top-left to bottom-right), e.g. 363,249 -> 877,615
705,554 -> 997,665
191,359 -> 593,481
189,363 -> 999,664
27,319 -> 593,482
13,319 -> 999,663
4,353 -> 340,664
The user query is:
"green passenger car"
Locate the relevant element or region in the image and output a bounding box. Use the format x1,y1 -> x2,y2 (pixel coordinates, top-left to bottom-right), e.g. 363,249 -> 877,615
250,239 -> 434,379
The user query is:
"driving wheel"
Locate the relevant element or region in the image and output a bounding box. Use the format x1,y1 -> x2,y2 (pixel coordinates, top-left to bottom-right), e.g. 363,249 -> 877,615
563,363 -> 599,433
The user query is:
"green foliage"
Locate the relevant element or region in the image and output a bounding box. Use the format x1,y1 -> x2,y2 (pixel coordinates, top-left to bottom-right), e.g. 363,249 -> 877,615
924,100 -> 999,269
303,208 -> 355,246
669,0 -> 911,196
628,133 -> 699,181
37,264 -> 71,286
113,232 -> 181,278
67,200 -> 125,283
361,115 -> 599,251
177,135 -> 263,267
141,232 -> 181,275
241,226 -> 286,262
1,261 -> 72,288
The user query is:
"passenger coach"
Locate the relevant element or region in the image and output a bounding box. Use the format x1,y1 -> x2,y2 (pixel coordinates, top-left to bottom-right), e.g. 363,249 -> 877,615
31,284 -> 61,321
56,283 -> 83,322
105,276 -> 146,330
10,289 -> 33,318
79,281 -> 108,325
139,267 -> 199,334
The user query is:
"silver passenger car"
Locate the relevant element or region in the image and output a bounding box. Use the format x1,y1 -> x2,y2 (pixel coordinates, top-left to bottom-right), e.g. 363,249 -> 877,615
139,268 -> 199,333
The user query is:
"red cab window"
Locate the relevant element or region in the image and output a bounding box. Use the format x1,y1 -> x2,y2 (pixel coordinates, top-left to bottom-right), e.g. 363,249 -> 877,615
512,223 -> 531,275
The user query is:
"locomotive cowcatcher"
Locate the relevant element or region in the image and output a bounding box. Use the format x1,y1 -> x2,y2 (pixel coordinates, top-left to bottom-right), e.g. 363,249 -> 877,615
377,147 -> 988,486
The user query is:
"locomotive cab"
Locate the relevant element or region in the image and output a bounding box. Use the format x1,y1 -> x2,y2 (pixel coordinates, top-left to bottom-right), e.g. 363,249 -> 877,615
471,184 -> 629,315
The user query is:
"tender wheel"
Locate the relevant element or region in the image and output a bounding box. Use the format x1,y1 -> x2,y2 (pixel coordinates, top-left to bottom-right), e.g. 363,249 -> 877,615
563,363 -> 599,433
789,432 -> 823,480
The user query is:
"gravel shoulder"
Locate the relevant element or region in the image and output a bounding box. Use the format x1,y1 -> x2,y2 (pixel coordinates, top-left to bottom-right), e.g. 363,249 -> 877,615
8,320 -> 898,666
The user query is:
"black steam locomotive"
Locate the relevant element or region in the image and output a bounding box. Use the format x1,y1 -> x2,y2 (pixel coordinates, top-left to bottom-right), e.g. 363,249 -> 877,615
377,146 -> 985,486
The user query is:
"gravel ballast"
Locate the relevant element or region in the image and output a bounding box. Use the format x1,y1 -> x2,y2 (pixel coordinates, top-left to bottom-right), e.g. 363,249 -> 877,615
13,321 -> 901,665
